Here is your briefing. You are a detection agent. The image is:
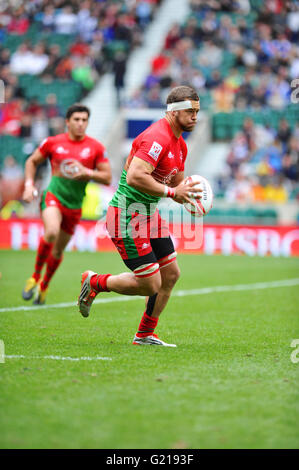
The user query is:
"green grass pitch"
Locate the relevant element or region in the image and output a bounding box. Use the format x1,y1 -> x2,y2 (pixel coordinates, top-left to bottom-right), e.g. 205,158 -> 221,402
0,249 -> 298,449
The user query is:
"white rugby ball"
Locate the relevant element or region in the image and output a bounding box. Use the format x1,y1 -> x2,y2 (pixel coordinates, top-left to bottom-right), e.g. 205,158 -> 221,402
183,174 -> 213,217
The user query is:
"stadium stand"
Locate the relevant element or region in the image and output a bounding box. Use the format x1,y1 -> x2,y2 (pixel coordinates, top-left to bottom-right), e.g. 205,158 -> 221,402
0,0 -> 298,225
126,0 -> 299,211
0,0 -> 161,144
0,0 -> 162,210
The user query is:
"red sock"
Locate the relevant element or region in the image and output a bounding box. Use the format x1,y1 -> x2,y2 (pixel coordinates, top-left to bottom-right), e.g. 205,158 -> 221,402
136,312 -> 158,337
40,253 -> 63,291
32,237 -> 53,282
90,274 -> 111,293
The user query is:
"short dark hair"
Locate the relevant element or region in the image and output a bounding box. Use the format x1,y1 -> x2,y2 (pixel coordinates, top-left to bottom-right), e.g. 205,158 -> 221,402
166,86 -> 199,104
66,103 -> 90,120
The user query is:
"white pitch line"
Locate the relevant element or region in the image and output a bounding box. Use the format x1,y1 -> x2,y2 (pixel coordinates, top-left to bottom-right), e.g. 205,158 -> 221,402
1,278 -> 299,314
5,355 -> 112,361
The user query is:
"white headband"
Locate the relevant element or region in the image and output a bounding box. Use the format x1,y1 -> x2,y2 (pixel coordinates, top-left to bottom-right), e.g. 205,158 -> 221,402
167,100 -> 200,112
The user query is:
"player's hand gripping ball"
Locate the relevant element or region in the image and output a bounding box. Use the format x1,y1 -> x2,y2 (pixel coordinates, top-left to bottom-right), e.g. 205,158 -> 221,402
60,160 -> 79,179
183,174 -> 213,217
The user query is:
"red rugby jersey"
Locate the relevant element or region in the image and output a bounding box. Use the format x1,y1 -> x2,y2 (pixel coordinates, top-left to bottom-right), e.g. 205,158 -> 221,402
110,118 -> 188,215
128,117 -> 187,185
39,133 -> 108,209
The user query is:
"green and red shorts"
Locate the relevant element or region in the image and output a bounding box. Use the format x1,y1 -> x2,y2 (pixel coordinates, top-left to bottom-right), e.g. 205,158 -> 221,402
41,191 -> 82,236
106,206 -> 177,278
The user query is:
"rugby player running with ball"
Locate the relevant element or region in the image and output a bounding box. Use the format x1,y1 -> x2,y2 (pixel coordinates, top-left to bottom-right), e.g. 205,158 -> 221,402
78,86 -> 202,347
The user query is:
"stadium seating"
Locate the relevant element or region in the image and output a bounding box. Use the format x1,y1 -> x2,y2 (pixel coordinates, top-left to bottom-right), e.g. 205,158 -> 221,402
0,0 -> 162,144
0,136 -> 27,166
0,0 -> 164,219
212,106 -> 298,141
126,0 -> 299,209
0,0 -> 298,220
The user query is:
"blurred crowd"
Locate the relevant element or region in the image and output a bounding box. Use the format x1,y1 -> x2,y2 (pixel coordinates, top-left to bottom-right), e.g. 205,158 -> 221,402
126,0 -> 299,111
215,118 -> 299,204
125,0 -> 299,205
0,0 -> 299,213
0,0 -> 161,210
0,0 -> 161,139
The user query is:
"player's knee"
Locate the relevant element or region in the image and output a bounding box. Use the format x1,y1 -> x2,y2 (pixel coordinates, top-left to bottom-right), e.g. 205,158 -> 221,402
137,278 -> 161,296
135,264 -> 161,296
44,230 -> 59,243
162,265 -> 180,289
172,265 -> 180,284
146,277 -> 161,296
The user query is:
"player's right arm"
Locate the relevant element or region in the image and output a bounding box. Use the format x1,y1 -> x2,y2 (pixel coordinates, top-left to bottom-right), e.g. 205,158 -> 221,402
126,157 -> 201,205
22,148 -> 47,203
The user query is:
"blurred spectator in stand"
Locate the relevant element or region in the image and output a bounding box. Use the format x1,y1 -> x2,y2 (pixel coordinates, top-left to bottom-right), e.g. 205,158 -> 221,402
226,131 -> 249,174
228,169 -> 253,202
40,5 -> 56,32
277,118 -> 292,150
77,2 -> 98,42
264,137 -> 283,173
7,5 -> 29,35
136,1 -> 153,28
44,93 -> 63,120
114,13 -> 133,44
164,23 -> 181,50
289,45 -> 299,79
0,48 -> 11,67
242,118 -> 256,153
0,155 -> 24,206
31,110 -> 49,144
19,113 -> 33,139
206,70 -> 222,90
147,85 -> 164,108
9,42 -> 49,76
49,116 -> 65,136
282,152 -> 299,182
0,85 -> 24,136
264,174 -> 288,203
286,136 -> 299,177
26,98 -> 43,117
197,40 -> 222,75
212,83 -> 234,112
254,123 -> 275,149
55,54 -> 74,80
28,43 -> 49,75
54,6 -> 77,35
71,56 -> 97,91
9,43 -> 34,75
112,50 -> 127,107
124,89 -> 147,108
42,44 -> 62,76
250,84 -> 268,109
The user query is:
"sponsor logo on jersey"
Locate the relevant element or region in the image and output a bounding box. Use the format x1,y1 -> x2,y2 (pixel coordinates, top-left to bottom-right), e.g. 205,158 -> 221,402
168,151 -> 174,159
148,141 -> 162,161
142,242 -> 150,249
56,146 -> 69,155
80,147 -> 91,158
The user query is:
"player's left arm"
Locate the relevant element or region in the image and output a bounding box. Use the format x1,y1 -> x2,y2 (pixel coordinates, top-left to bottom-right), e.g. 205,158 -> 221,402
89,161 -> 112,185
68,160 -> 112,185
